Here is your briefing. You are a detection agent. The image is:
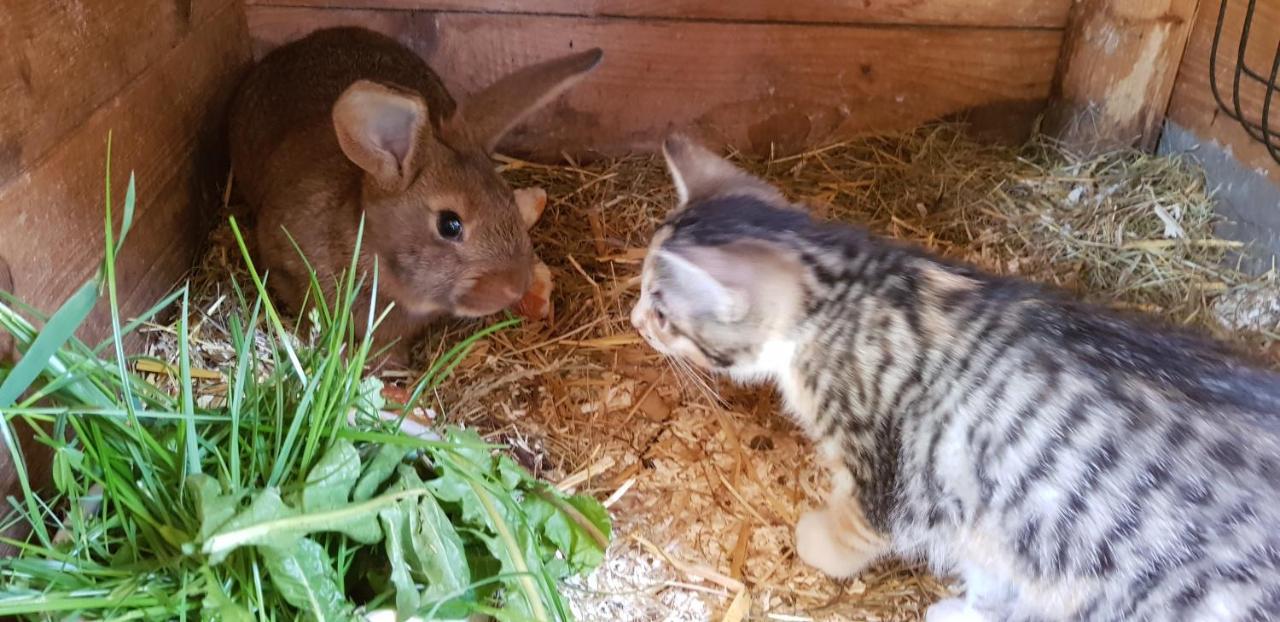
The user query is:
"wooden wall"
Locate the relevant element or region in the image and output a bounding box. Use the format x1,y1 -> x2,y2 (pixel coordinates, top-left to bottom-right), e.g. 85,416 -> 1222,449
1167,0 -> 1280,177
0,1 -> 252,513
0,1 -> 251,344
244,0 -> 1072,159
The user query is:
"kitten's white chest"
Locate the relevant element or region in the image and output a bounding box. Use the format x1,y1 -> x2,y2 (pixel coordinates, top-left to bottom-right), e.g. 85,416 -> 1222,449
734,338 -> 820,433
730,337 -> 796,382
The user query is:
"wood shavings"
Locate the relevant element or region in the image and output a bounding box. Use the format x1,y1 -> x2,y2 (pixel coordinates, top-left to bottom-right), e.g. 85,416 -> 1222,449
633,534 -> 745,593
722,589 -> 751,622
557,455 -> 617,493
604,476 -> 637,508
1214,279 -> 1280,335
565,538 -> 715,622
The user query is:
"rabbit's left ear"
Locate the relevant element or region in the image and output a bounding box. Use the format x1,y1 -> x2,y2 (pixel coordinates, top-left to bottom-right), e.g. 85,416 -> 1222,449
332,80 -> 431,192
460,48 -> 604,153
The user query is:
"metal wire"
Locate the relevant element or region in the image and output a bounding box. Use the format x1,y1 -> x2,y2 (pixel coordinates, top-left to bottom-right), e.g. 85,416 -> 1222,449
1210,0 -> 1280,163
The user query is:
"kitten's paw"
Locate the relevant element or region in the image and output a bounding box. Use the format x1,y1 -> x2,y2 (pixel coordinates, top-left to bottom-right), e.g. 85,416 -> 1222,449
925,598 -> 987,622
795,508 -> 880,578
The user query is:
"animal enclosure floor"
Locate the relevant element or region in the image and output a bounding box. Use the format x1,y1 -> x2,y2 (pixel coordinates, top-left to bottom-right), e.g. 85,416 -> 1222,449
153,126 -> 1278,621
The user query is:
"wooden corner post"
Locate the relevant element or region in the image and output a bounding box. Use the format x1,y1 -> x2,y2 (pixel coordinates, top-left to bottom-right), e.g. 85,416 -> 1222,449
1045,0 -> 1200,152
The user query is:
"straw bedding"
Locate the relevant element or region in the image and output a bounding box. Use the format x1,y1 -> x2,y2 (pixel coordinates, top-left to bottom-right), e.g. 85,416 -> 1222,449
149,125 -> 1279,621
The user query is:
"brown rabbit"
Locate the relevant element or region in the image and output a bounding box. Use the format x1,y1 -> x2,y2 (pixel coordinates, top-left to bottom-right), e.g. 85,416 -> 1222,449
228,26 -> 601,364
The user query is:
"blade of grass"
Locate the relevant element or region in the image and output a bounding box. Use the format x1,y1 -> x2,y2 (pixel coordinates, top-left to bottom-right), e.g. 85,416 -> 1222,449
266,356 -> 324,487
178,288 -> 200,480
0,277 -> 101,549
100,135 -> 163,496
282,228 -> 333,333
400,317 -> 520,419
0,279 -> 98,409
227,217 -> 305,381
90,288 -> 186,356
0,407 -> 228,422
115,173 -> 136,256
226,295 -> 262,489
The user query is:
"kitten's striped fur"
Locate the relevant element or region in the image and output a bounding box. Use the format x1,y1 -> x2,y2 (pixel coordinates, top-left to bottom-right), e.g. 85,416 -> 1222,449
631,135 -> 1280,622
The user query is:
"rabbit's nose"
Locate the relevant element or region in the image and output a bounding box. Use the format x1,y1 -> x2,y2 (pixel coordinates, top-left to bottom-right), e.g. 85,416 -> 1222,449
457,266 -> 531,316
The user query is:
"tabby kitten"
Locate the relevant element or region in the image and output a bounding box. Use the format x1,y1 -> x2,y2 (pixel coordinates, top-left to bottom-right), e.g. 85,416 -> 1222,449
630,135 -> 1280,621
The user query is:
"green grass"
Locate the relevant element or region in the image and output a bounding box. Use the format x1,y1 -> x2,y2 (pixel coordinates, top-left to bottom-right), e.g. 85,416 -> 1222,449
0,143 -> 609,621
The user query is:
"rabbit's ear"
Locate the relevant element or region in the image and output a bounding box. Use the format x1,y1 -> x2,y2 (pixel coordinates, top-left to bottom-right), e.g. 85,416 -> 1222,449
333,80 -> 431,191
513,187 -> 547,230
461,49 -> 603,153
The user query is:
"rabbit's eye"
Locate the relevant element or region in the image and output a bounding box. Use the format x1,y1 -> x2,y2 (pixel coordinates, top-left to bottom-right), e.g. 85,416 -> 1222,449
437,211 -> 463,240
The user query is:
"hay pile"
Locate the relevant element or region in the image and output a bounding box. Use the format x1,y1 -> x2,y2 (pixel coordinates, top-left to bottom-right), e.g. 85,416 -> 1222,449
148,125 -> 1277,621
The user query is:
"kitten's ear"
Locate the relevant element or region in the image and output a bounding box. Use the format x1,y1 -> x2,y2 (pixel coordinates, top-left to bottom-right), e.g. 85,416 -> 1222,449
661,133 -> 783,207
655,241 -> 805,325
654,250 -> 749,323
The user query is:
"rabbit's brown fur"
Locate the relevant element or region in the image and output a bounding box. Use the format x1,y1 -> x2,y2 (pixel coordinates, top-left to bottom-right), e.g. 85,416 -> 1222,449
229,27 -> 601,364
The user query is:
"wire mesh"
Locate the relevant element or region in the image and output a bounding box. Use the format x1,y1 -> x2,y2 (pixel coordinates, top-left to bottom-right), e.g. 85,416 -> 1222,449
1211,0 -> 1280,163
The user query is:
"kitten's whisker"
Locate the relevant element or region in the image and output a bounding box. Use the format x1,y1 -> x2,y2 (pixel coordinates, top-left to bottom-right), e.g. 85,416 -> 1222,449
686,363 -> 719,405
661,355 -> 694,395
697,369 -> 727,408
667,354 -> 724,408
665,358 -> 696,396
665,355 -> 698,399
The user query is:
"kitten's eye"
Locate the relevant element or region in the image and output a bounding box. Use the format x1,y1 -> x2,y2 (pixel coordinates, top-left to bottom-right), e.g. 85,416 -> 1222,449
437,211 -> 463,240
653,306 -> 669,329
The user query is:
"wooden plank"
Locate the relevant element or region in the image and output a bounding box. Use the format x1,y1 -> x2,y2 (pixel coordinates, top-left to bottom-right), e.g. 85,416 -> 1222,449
247,7 -> 1062,159
0,3 -> 250,341
244,0 -> 1071,29
1043,0 -> 1199,152
1167,0 -> 1280,176
0,0 -> 235,187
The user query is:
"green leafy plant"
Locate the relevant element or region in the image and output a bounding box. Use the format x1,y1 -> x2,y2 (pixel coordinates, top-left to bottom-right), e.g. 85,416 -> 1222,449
0,143 -> 609,620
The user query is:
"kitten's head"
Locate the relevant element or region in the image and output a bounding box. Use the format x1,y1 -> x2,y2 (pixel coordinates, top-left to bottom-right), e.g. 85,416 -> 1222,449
629,134 -> 810,379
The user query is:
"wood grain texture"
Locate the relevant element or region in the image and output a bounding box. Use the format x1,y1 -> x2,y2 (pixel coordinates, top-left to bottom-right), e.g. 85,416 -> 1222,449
1167,0 -> 1280,176
247,7 -> 1062,159
0,3 -> 250,343
244,0 -> 1071,28
0,0 -> 236,187
1044,0 -> 1199,152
